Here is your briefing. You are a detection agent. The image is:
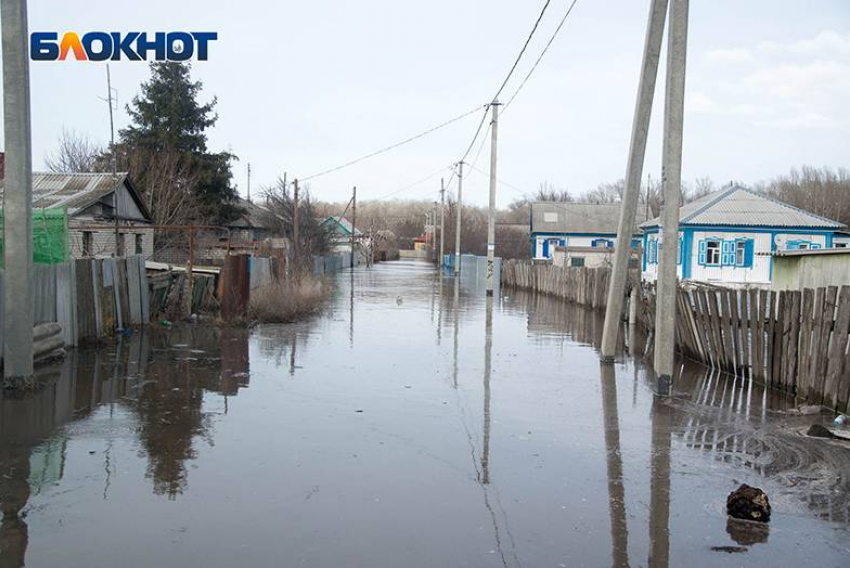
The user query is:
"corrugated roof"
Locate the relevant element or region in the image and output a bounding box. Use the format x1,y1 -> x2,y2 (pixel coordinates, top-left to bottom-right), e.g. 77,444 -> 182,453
1,172 -> 127,215
531,202 -> 650,235
640,186 -> 846,229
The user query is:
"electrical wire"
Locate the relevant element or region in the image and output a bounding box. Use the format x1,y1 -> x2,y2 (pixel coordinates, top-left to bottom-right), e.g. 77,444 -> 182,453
300,105 -> 486,182
458,0 -> 554,167
371,164 -> 454,201
504,0 -> 581,112
492,0 -> 553,103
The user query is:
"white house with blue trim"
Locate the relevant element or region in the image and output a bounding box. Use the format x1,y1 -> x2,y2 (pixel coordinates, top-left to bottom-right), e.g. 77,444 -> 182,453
530,202 -> 648,261
640,185 -> 846,285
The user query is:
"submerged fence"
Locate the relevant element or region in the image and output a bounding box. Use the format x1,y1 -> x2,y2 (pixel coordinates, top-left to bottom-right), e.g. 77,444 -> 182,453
501,260 -> 638,311
646,285 -> 850,412
502,261 -> 850,412
0,255 -> 150,359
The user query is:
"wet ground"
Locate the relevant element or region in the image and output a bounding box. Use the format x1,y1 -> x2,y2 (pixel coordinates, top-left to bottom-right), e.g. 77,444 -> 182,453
2,260 -> 850,567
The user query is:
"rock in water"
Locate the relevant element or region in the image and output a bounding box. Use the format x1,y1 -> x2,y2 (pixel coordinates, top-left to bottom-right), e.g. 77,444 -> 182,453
727,484 -> 771,522
806,424 -> 835,439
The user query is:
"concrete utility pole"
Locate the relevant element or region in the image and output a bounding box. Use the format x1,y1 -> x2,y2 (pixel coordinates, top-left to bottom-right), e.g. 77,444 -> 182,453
293,178 -> 300,267
600,0 -> 669,362
485,102 -> 500,296
2,0 -> 34,380
350,186 -> 357,268
654,0 -> 689,395
439,178 -> 445,268
432,201 -> 439,263
454,161 -> 464,275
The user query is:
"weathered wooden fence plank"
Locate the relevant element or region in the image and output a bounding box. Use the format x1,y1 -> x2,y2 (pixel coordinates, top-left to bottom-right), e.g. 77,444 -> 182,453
798,288 -> 814,397
812,286 -> 838,404
823,286 -> 850,409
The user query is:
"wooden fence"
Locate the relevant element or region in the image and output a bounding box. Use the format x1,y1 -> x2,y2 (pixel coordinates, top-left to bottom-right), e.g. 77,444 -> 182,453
501,260 -> 638,311
650,285 -> 850,413
501,261 -> 850,412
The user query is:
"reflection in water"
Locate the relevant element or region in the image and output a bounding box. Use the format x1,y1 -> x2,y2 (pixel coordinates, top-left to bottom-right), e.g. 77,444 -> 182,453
648,390 -> 672,568
599,363 -> 629,568
0,328 -> 253,565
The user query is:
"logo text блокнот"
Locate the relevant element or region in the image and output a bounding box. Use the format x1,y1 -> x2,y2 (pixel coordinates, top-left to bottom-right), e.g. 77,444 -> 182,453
30,32 -> 218,61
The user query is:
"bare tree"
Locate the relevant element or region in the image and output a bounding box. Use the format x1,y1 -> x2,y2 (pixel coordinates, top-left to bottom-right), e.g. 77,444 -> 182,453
761,166 -> 850,227
44,128 -> 104,173
535,181 -> 573,202
262,178 -> 333,263
127,150 -> 202,227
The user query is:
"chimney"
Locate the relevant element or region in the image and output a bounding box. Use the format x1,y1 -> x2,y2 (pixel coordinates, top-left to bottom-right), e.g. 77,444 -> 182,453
0,152 -> 5,180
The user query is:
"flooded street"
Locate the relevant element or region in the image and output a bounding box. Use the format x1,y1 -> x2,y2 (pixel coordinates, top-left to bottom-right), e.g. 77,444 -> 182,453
2,260 -> 849,567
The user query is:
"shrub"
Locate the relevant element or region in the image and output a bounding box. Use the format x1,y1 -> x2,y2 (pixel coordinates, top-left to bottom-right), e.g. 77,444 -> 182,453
248,276 -> 327,323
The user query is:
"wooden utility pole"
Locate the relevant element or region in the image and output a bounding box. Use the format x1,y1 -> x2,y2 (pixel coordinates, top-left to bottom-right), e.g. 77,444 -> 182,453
350,186 -> 357,268
293,178 -> 300,267
654,0 -> 690,395
247,163 -> 251,202
454,161 -> 464,275
439,178 -> 446,268
106,64 -> 121,255
600,0 -> 669,362
486,102 -> 500,296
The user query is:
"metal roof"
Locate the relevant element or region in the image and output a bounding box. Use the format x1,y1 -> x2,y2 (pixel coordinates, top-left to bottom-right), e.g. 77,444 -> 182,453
0,171 -> 149,218
530,202 -> 649,235
640,185 -> 846,230
324,216 -> 363,236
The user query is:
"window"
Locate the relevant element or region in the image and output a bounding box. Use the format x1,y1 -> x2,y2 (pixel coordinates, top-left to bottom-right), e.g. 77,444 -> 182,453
736,240 -> 746,266
592,238 -> 613,248
544,212 -> 558,223
648,239 -> 658,264
82,231 -> 93,257
570,257 -> 585,267
135,234 -> 144,255
705,240 -> 721,266
798,242 -> 810,250
117,233 -> 125,257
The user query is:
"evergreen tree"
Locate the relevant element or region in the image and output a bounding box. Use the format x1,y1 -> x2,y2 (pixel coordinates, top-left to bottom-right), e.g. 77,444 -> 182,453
118,62 -> 241,223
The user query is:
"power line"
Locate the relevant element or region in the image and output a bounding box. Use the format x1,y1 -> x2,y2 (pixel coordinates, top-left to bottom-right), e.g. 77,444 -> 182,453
493,0 -> 553,103
371,164 -> 454,201
300,105 -> 485,182
504,0 -> 581,111
458,0 -> 554,167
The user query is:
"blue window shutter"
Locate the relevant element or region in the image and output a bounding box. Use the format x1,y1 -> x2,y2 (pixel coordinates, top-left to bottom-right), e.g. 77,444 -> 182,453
722,241 -> 734,266
698,240 -> 707,266
787,240 -> 799,250
677,237 -> 683,265
744,239 -> 754,267
812,243 -> 821,250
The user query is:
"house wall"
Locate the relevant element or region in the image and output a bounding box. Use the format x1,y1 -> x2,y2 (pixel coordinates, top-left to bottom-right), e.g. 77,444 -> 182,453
642,227 -> 834,285
69,222 -> 154,260
532,233 -> 624,260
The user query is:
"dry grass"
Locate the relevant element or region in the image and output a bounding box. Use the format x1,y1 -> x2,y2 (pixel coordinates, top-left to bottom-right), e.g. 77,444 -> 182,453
248,276 -> 328,323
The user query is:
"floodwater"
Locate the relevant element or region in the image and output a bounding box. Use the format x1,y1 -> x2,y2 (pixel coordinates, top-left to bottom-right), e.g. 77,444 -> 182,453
2,260 -> 849,567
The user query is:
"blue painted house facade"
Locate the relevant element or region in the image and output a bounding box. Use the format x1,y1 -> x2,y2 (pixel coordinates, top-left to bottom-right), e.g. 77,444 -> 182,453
640,186 -> 846,285
530,202 -> 648,261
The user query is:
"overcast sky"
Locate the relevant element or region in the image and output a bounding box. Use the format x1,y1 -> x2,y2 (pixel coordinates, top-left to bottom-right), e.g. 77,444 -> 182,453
2,0 -> 848,207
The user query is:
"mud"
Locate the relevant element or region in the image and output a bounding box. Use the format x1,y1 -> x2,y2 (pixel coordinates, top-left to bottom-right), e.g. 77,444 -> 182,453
1,260 -> 849,567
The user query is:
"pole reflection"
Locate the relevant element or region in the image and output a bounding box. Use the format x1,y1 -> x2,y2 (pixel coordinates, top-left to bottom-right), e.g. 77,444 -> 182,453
648,387 -> 672,568
599,362 -> 630,568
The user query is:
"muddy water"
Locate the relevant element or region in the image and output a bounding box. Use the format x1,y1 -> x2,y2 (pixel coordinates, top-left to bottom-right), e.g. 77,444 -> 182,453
1,260 -> 849,567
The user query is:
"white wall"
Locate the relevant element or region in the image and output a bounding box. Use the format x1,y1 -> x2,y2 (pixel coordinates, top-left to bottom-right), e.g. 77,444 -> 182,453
533,234 -> 619,260
642,229 -> 832,285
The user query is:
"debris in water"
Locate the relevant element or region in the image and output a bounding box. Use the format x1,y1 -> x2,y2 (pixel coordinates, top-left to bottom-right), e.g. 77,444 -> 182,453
833,414 -> 848,427
806,424 -> 836,439
727,484 -> 771,523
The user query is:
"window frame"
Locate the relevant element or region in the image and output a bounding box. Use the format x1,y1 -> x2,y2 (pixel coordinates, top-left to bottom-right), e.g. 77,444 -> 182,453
705,239 -> 721,266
